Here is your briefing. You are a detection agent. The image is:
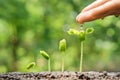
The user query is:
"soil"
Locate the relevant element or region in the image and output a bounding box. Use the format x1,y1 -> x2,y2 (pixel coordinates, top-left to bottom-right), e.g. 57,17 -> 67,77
0,71 -> 120,80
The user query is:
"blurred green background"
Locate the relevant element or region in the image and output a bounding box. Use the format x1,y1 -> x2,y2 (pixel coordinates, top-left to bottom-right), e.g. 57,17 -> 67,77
0,0 -> 120,72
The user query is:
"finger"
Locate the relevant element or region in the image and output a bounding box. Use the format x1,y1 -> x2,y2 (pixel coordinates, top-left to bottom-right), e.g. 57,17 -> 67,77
76,12 -> 109,24
82,0 -> 110,13
76,1 -> 118,24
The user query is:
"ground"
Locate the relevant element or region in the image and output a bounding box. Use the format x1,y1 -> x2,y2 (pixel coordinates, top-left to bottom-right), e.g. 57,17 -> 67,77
0,71 -> 120,80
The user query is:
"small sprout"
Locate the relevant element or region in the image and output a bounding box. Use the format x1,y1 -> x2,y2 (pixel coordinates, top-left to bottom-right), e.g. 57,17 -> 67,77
86,28 -> 94,34
59,39 -> 66,52
59,39 -> 67,72
40,50 -> 49,60
67,29 -> 79,35
26,62 -> 35,70
40,50 -> 51,72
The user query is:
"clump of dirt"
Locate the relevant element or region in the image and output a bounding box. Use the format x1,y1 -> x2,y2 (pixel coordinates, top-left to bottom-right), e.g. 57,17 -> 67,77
0,71 -> 120,80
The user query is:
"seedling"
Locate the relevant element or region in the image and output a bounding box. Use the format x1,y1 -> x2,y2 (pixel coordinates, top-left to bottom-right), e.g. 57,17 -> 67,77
40,50 -> 51,72
59,39 -> 66,72
68,27 -> 94,72
26,62 -> 36,70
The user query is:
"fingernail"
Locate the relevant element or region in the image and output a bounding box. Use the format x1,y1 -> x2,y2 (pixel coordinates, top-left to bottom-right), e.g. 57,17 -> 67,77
76,14 -> 84,24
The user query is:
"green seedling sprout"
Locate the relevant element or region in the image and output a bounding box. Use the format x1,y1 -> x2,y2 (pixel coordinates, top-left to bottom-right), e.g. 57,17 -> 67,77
68,27 -> 94,72
59,39 -> 66,72
26,62 -> 36,70
40,50 -> 51,72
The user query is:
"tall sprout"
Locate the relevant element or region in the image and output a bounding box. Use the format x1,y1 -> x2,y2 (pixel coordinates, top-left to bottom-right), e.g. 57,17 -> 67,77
59,39 -> 66,72
78,29 -> 85,72
68,27 -> 94,72
40,50 -> 51,72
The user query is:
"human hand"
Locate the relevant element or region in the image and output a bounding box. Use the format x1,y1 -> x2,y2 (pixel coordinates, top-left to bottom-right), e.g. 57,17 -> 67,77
76,0 -> 120,24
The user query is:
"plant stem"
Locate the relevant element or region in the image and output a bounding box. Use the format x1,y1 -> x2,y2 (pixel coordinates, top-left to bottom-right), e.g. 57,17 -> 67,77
62,51 -> 64,72
48,59 -> 51,72
80,41 -> 84,72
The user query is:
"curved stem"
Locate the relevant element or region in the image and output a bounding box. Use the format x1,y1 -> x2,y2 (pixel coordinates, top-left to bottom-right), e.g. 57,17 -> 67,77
48,59 -> 51,72
80,41 -> 84,72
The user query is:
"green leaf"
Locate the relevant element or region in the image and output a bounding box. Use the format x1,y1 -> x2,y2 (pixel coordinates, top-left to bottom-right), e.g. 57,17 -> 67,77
86,28 -> 94,34
59,39 -> 66,52
67,29 -> 79,35
40,50 -> 50,60
26,62 -> 35,70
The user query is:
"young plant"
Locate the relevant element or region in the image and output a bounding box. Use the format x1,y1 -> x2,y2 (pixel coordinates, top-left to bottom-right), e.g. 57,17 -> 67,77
59,39 -> 66,72
26,62 -> 36,70
68,27 -> 94,72
40,50 -> 51,72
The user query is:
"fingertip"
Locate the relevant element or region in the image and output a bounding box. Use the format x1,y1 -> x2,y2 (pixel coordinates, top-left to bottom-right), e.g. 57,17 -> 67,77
76,15 -> 81,23
76,15 -> 79,22
76,14 -> 84,24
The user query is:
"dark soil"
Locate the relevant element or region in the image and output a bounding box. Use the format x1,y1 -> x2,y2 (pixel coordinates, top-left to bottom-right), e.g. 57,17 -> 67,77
0,71 -> 120,80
